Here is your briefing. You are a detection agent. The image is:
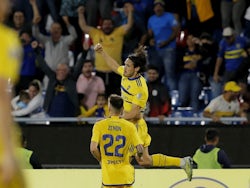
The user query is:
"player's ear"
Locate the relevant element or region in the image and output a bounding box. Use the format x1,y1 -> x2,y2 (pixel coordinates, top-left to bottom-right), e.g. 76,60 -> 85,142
135,66 -> 140,73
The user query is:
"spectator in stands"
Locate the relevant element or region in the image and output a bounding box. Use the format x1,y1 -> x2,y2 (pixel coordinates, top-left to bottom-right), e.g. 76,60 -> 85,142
15,31 -> 39,95
15,90 -> 30,110
193,128 -> 231,168
186,0 -> 215,36
59,0 -> 86,57
32,41 -> 88,117
145,64 -> 171,121
145,0 -> 179,92
17,133 -> 42,169
203,81 -> 244,122
79,93 -> 109,118
114,1 -> 148,61
8,11 -> 30,34
213,27 -> 247,85
11,0 -> 35,23
76,59 -> 105,109
193,32 -> 221,99
85,0 -> 113,26
11,80 -> 44,118
78,4 -> 134,95
32,7 -> 77,74
221,0 -> 246,35
178,34 -> 203,112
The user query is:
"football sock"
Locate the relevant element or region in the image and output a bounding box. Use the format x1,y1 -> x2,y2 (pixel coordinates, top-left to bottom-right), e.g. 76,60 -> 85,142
152,154 -> 181,167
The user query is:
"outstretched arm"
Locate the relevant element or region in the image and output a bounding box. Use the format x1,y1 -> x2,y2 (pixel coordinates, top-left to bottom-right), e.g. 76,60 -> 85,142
94,43 -> 120,74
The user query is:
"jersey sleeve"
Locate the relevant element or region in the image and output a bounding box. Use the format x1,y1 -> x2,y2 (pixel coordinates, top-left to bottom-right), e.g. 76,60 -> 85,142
117,66 -> 124,76
91,122 -> 101,143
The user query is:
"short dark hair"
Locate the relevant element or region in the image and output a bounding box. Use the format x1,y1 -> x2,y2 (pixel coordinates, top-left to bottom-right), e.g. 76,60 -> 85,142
128,45 -> 147,73
109,94 -> 123,110
147,64 -> 159,72
205,128 -> 219,142
82,59 -> 93,66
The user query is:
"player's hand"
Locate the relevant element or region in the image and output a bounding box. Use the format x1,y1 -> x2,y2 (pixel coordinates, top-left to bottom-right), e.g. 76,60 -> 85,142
94,43 -> 103,53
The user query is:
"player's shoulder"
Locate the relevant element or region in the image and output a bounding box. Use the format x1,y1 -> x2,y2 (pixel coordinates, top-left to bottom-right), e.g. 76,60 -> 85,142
0,24 -> 19,42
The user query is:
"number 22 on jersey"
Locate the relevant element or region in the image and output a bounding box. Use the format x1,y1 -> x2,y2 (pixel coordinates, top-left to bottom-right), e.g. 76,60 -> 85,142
103,134 -> 126,157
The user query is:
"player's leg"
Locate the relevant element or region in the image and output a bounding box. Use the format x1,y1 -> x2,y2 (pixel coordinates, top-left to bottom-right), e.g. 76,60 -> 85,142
136,118 -> 193,181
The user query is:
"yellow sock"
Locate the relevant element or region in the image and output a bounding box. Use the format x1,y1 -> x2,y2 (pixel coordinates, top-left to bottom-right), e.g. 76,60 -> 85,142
152,154 -> 181,167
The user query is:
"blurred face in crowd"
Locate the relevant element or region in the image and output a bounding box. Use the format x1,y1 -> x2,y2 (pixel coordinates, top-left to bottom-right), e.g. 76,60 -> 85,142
20,32 -> 32,45
102,19 -> 114,35
13,11 -> 25,28
82,61 -> 93,78
96,95 -> 106,108
154,4 -> 164,16
50,23 -> 62,42
147,69 -> 159,82
225,91 -> 240,102
0,0 -> 10,22
124,58 -> 139,78
225,35 -> 235,45
56,63 -> 69,81
186,34 -> 195,48
28,85 -> 39,99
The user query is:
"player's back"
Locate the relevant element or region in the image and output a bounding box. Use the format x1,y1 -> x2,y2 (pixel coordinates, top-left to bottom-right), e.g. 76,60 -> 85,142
94,116 -> 140,186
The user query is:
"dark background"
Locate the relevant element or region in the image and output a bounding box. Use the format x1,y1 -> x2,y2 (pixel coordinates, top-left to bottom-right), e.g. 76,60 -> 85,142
20,123 -> 250,168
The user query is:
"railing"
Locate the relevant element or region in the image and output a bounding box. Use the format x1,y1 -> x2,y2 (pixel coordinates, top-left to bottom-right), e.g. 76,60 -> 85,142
14,117 -> 248,125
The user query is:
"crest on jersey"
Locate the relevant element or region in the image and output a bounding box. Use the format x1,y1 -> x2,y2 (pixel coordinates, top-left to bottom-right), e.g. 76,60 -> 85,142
137,93 -> 142,99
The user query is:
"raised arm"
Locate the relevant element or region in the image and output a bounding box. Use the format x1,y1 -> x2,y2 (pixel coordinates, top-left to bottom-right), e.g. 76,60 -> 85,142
32,41 -> 55,78
94,43 -> 120,74
30,0 -> 41,25
122,3 -> 134,33
62,16 -> 77,45
72,40 -> 90,79
78,6 -> 93,34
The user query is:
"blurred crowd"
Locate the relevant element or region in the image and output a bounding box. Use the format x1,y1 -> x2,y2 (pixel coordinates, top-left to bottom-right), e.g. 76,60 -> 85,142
6,0 -> 250,122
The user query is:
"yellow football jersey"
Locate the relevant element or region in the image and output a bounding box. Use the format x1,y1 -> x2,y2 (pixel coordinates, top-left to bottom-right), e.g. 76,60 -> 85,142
91,116 -> 142,186
117,66 -> 148,113
0,24 -> 22,83
0,24 -> 25,188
